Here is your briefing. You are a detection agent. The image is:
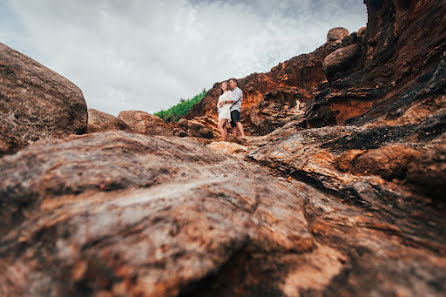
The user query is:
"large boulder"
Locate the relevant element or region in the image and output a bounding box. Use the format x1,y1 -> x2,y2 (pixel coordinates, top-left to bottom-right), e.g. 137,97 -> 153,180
0,131 -> 316,297
118,110 -> 172,136
0,42 -> 87,157
322,44 -> 361,82
87,108 -> 131,133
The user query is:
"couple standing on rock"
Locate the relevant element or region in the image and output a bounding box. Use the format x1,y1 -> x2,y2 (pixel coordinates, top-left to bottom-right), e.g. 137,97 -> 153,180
217,78 -> 246,141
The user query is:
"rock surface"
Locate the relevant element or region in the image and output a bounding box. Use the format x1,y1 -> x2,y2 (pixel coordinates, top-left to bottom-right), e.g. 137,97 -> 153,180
326,27 -> 349,43
0,131 -> 315,297
305,0 -> 446,127
322,44 -> 361,82
118,110 -> 173,136
88,108 -> 131,133
0,42 -> 87,157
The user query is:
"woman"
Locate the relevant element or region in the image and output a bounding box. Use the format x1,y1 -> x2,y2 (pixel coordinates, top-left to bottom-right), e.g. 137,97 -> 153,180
217,81 -> 232,141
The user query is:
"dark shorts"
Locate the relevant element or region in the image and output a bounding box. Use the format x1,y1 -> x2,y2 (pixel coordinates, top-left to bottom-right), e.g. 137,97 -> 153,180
230,110 -> 240,127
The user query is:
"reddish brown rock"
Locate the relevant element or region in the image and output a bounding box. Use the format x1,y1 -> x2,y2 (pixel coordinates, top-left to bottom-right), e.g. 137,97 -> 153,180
305,0 -> 446,127
326,27 -> 349,43
406,142 -> 446,199
172,127 -> 187,137
357,26 -> 367,38
118,110 -> 172,136
334,149 -> 366,172
322,44 -> 361,82
351,144 -> 422,180
0,42 -> 87,157
177,118 -> 188,130
0,131 -> 315,297
87,108 -> 131,133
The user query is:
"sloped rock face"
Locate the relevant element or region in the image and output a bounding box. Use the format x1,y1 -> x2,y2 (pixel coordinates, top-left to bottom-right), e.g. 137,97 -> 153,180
0,131 -> 318,297
0,42 -> 87,157
247,116 -> 446,297
118,110 -> 173,136
306,0 -> 446,127
88,108 -> 131,133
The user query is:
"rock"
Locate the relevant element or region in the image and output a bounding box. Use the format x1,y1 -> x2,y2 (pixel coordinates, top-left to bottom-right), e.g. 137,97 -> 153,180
304,0 -> 445,129
172,127 -> 187,137
406,142 -> 446,200
357,27 -> 367,38
177,118 -> 188,130
118,110 -> 172,136
248,87 -> 306,135
327,27 -> 350,43
187,119 -> 214,139
0,42 -> 87,157
87,108 -> 131,133
207,141 -> 249,159
334,149 -> 366,172
351,144 -> 422,180
322,44 -> 361,82
0,131 -> 315,297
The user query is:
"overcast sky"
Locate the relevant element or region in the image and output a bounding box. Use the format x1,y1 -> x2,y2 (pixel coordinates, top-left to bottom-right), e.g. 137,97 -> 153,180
0,0 -> 367,115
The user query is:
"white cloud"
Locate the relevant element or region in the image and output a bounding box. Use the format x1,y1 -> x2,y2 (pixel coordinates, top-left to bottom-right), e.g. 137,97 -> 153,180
1,0 -> 367,115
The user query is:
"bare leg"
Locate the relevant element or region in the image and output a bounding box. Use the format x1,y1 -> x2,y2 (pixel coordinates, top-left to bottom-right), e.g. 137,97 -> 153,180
236,121 -> 246,138
218,119 -> 228,141
232,125 -> 238,137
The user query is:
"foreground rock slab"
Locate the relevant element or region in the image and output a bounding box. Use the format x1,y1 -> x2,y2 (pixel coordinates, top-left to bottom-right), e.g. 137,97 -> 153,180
1,130 -> 445,297
0,42 -> 87,157
0,131 -> 315,297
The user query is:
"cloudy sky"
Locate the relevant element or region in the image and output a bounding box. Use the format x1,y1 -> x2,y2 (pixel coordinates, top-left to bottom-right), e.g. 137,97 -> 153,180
0,0 -> 367,116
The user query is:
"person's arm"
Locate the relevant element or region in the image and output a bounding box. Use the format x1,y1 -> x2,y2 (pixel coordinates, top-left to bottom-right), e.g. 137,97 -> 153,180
219,93 -> 232,107
225,93 -> 233,105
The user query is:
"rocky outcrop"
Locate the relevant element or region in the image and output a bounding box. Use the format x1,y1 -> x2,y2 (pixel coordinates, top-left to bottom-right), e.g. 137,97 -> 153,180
0,42 -> 87,157
88,108 -> 131,133
306,0 -> 446,127
185,30 -> 362,135
118,110 -> 173,136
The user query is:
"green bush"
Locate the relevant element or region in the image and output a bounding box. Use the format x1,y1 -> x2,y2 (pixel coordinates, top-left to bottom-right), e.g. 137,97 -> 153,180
155,89 -> 207,122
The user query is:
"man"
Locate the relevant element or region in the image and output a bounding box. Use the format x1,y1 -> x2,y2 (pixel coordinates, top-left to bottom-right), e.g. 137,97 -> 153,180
219,78 -> 246,138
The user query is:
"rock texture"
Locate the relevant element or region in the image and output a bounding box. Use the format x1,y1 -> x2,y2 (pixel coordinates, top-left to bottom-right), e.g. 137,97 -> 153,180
88,108 -> 131,133
118,110 -> 173,136
0,131 -> 316,297
326,27 -> 349,43
0,42 -> 87,157
306,0 -> 446,128
1,0 -> 446,296
322,44 -> 361,82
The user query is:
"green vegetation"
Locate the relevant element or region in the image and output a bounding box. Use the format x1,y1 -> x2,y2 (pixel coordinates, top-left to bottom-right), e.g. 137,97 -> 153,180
155,89 -> 207,122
